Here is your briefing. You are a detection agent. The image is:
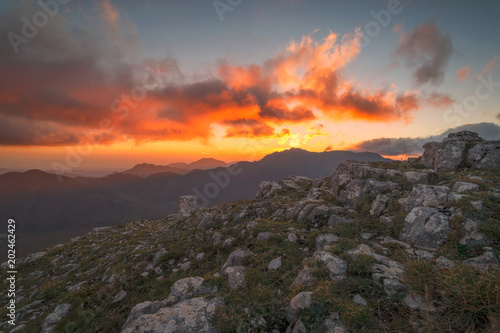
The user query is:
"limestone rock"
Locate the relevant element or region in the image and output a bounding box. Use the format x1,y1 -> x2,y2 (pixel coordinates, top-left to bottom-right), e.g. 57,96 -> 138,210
400,207 -> 450,250
256,181 -> 282,199
370,193 -> 389,217
221,249 -> 253,274
286,292 -> 313,324
452,181 -> 479,193
165,277 -> 217,305
399,207 -> 450,250
224,266 -> 246,289
178,195 -> 198,216
121,297 -> 224,333
268,257 -> 282,270
112,290 -> 127,304
313,251 -> 347,281
468,140 -> 500,169
399,184 -> 453,211
315,233 -> 339,251
41,303 -> 72,333
404,171 -> 429,184
463,251 -> 499,269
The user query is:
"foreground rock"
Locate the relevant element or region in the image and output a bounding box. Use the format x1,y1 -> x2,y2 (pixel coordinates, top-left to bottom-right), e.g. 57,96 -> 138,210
400,207 -> 450,250
121,297 -> 224,333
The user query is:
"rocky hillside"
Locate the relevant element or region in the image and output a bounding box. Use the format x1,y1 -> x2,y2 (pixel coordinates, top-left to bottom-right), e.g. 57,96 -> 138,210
1,131 -> 499,333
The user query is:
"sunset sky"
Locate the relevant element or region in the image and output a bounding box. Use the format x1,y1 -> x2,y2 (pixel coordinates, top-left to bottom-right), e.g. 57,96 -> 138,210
1,0 -> 500,171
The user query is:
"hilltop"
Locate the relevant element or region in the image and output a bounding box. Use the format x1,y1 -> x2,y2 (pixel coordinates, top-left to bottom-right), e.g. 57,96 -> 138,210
1,131 -> 499,332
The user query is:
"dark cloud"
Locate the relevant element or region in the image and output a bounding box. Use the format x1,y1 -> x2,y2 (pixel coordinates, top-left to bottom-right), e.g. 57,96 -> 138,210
0,2 -> 429,146
351,122 -> 500,156
395,21 -> 453,86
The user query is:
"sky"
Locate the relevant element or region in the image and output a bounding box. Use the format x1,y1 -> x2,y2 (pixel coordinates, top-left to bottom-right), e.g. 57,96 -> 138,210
1,0 -> 500,171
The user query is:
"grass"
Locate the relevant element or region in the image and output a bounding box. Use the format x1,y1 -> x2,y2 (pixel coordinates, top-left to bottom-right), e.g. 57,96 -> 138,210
404,259 -> 500,332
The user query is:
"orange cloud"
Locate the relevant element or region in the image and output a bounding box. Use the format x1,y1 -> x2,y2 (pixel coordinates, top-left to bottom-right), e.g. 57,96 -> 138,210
456,66 -> 470,82
0,2 -> 426,147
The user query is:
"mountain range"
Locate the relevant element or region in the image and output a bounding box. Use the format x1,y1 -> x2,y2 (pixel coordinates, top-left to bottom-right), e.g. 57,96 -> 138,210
0,149 -> 389,257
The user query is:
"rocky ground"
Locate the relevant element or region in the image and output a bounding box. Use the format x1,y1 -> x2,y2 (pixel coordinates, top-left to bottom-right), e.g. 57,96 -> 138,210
1,131 -> 499,333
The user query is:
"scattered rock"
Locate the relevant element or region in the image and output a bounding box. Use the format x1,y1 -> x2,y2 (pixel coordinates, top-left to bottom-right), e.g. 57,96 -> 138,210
256,181 -> 282,198
286,292 -> 313,324
121,297 -> 224,333
313,251 -> 347,281
222,237 -> 237,249
288,233 -> 298,242
221,249 -> 253,274
224,266 -> 246,290
257,232 -> 274,241
435,256 -> 454,268
400,207 -> 450,250
294,265 -> 316,285
315,233 -> 339,251
41,303 -> 71,333
463,251 -> 499,269
112,290 -> 128,304
165,277 -> 217,304
452,181 -> 479,193
353,294 -> 368,306
399,185 -> 454,211
178,195 -> 198,216
404,171 -> 429,184
268,257 -> 282,270
370,193 -> 389,217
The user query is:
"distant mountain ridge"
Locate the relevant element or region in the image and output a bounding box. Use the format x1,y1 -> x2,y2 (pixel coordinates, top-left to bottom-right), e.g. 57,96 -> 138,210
0,149 -> 390,256
121,158 -> 228,177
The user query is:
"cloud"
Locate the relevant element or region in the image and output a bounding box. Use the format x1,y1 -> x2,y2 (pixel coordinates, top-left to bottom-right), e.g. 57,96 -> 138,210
423,92 -> 454,108
395,21 -> 453,86
497,112 -> 500,120
0,3 -> 426,147
324,145 -> 333,152
477,55 -> 499,78
456,66 -> 470,82
350,122 -> 500,156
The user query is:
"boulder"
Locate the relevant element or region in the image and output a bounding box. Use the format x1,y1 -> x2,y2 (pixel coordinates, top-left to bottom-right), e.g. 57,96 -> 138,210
313,251 -> 347,281
315,234 -> 339,251
420,131 -> 494,170
330,161 -> 400,205
178,195 -> 198,216
399,184 -> 454,211
220,249 -> 253,274
286,292 -> 313,324
41,303 -> 72,333
468,140 -> 500,169
370,193 -> 389,217
121,297 -> 224,333
256,181 -> 282,199
268,257 -> 282,270
404,171 -> 429,184
463,251 -> 499,269
165,277 -> 217,305
400,207 -> 450,250
452,181 -> 479,193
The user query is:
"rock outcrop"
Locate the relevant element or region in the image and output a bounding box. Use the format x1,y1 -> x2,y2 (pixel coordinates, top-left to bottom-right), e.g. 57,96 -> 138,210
421,131 -> 499,170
